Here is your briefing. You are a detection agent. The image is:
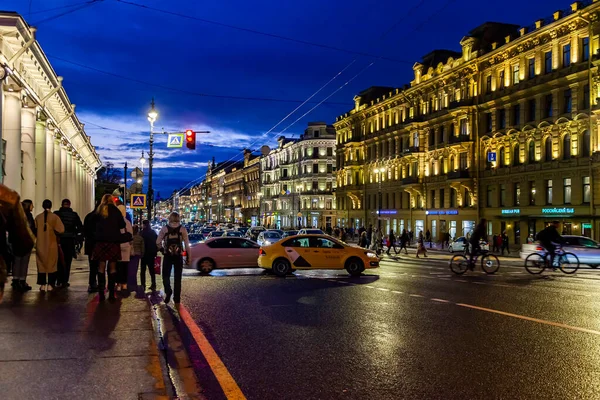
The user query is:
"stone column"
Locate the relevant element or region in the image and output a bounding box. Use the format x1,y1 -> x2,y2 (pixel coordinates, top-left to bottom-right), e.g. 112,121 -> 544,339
21,106 -> 36,203
65,150 -> 73,204
53,138 -> 61,208
60,143 -> 67,207
3,89 -> 22,193
45,127 -> 54,206
35,119 -> 47,212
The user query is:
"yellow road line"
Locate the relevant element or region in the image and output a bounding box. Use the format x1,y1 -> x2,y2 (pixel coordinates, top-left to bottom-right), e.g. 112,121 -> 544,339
178,304 -> 247,400
456,303 -> 600,336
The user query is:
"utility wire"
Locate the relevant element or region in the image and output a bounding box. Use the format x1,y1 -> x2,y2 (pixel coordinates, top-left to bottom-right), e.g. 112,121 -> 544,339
114,0 -> 418,65
32,0 -> 102,26
26,1 -> 91,16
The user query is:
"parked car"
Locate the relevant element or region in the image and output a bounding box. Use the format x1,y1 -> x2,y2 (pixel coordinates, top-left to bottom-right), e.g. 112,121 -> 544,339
225,231 -> 244,237
246,227 -> 266,241
520,235 -> 600,268
257,231 -> 283,246
282,230 -> 298,238
237,227 -> 249,235
189,237 -> 261,274
188,233 -> 204,244
298,229 -> 324,235
448,236 -> 489,253
206,231 -> 225,239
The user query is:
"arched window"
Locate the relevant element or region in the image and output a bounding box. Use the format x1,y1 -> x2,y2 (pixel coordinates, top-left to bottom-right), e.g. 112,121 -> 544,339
438,126 -> 444,144
449,123 -> 455,137
439,157 -> 445,175
528,141 -> 535,163
545,137 -> 553,161
449,156 -> 455,171
499,147 -> 505,167
582,130 -> 591,157
563,135 -> 571,160
513,144 -> 521,166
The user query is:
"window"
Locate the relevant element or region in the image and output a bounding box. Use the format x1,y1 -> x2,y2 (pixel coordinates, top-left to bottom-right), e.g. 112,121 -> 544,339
460,119 -> 468,136
429,131 -> 435,146
513,144 -> 521,166
563,135 -> 571,160
582,130 -> 591,157
582,37 -> 590,62
486,112 -> 492,132
486,186 -> 492,207
438,126 -> 444,144
314,130 -> 320,138
500,184 -> 506,207
528,58 -> 535,79
499,147 -> 505,167
564,178 -> 572,204
563,89 -> 572,114
545,137 -> 553,161
486,75 -> 492,93
544,94 -> 553,118
563,44 -> 571,67
485,151 -> 493,169
528,98 -> 536,122
312,181 -> 318,190
327,164 -> 333,173
326,147 -> 333,156
514,183 -> 521,206
283,237 -> 309,248
583,84 -> 590,109
440,189 -> 445,208
512,104 -> 521,126
450,189 -> 456,208
546,179 -> 553,205
459,152 -> 467,170
312,164 -> 319,173
583,176 -> 591,203
529,181 -> 536,205
430,190 -> 436,208
544,51 -> 552,74
449,123 -> 455,137
413,131 -> 419,147
313,147 -> 318,157
498,109 -> 506,129
499,70 -> 505,89
464,188 -> 471,207
512,64 -> 520,84
528,141 -> 535,163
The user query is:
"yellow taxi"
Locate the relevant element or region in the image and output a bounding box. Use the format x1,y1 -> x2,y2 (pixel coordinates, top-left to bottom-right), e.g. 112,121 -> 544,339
257,234 -> 380,277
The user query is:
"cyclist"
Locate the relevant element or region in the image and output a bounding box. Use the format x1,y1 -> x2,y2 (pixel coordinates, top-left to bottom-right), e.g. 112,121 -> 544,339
468,218 -> 487,269
536,221 -> 565,267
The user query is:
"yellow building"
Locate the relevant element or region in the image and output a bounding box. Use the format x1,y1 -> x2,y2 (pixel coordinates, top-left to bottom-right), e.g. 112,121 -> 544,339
335,1 -> 600,244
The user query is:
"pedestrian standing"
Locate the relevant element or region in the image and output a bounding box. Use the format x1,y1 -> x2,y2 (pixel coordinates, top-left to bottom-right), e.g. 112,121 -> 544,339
425,229 -> 431,247
387,229 -> 397,255
366,224 -> 373,248
492,234 -> 498,252
128,225 -> 144,292
0,185 -> 35,303
409,230 -> 414,246
400,229 -> 409,254
359,231 -> 368,248
116,205 -> 133,293
35,200 -> 65,292
501,231 -> 510,255
157,212 -> 191,304
416,231 -> 428,258
11,199 -> 36,291
54,199 -> 83,288
140,220 -> 158,291
93,195 -> 126,301
84,201 -> 100,293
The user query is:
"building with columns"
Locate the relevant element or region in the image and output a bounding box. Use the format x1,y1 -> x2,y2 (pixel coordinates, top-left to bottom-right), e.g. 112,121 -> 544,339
0,12 -> 101,214
335,1 -> 600,245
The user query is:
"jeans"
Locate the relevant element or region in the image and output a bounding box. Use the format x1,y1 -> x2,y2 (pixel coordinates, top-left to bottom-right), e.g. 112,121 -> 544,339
37,272 -> 57,286
128,256 -> 140,289
13,252 -> 32,280
116,261 -> 129,285
88,255 -> 99,287
162,255 -> 183,302
58,238 -> 75,284
140,256 -> 156,289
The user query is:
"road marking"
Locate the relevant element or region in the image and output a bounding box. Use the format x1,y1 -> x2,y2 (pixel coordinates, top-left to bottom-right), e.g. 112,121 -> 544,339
456,303 -> 600,336
376,288 -> 390,292
431,298 -> 450,303
391,290 -> 403,294
409,294 -> 424,298
178,305 -> 247,400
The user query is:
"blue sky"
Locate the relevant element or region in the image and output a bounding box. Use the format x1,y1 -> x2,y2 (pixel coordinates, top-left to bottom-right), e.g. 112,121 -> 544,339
4,0 -> 573,197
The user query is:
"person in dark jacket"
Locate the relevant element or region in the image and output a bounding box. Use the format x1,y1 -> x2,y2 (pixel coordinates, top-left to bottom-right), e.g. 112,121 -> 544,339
140,219 -> 158,291
366,224 -> 373,248
54,198 -> 83,287
501,231 -> 510,255
93,194 -> 125,301
11,199 -> 36,291
84,201 -> 100,293
387,229 -> 397,255
400,229 -> 409,254
537,221 -> 565,263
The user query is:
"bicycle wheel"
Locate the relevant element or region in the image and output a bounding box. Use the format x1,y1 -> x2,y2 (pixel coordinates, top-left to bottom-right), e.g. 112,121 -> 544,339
558,252 -> 580,274
524,253 -> 546,274
450,255 -> 469,275
481,254 -> 500,274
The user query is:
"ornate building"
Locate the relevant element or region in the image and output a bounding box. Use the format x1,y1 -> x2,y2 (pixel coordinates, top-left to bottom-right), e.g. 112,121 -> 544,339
335,1 -> 600,244
242,149 -> 261,225
261,123 -> 337,229
223,162 -> 244,224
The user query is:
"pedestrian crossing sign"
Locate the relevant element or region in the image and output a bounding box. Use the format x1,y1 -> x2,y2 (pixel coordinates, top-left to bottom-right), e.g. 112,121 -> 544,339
131,194 -> 146,208
167,133 -> 184,148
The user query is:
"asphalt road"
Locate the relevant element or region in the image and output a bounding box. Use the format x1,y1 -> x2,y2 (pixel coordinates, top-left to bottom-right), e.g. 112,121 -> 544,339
176,253 -> 600,399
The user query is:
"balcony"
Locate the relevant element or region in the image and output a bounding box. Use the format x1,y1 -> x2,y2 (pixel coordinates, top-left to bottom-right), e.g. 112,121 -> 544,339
402,176 -> 419,185
298,189 -> 334,196
403,146 -> 422,154
447,170 -> 471,180
449,98 -> 474,109
279,175 -> 291,181
449,134 -> 472,144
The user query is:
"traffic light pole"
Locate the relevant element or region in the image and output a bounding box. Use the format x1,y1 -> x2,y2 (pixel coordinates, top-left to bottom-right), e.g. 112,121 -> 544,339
148,116 -> 155,221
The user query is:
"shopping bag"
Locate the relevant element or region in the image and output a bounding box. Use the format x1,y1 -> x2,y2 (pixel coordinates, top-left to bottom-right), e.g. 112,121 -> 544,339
154,256 -> 161,274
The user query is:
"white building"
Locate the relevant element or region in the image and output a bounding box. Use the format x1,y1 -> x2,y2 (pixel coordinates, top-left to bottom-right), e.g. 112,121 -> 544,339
0,12 -> 101,214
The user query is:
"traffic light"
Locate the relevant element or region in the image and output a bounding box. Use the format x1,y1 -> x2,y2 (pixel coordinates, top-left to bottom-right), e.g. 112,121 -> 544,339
185,129 -> 196,150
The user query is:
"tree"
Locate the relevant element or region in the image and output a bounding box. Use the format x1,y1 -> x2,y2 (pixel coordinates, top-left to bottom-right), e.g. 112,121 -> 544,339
96,162 -> 122,184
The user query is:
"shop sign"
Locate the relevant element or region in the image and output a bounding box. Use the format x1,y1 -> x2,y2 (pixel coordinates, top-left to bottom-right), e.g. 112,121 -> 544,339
501,208 -> 520,215
542,207 -> 575,214
310,212 -> 320,215
582,223 -> 592,229
426,209 -> 458,215
377,210 -> 398,215
487,152 -> 497,162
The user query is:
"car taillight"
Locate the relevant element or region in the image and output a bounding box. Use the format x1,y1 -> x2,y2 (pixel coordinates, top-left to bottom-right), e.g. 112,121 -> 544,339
535,246 -> 544,251
259,248 -> 266,256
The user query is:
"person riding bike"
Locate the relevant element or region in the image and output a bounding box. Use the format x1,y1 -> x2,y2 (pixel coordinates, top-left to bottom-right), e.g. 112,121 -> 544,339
536,221 -> 565,267
468,218 -> 487,269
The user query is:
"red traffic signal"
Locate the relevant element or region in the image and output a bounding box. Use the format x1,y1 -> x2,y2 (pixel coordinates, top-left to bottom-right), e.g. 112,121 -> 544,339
185,129 -> 196,150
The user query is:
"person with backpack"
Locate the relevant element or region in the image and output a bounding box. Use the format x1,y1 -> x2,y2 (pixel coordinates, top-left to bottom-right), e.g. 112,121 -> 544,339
54,198 -> 83,287
12,199 -> 36,291
140,220 -> 158,291
157,212 -> 191,304
116,205 -> 133,294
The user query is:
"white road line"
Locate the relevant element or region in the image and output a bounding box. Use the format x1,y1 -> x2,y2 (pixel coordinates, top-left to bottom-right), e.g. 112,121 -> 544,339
431,298 -> 451,303
391,290 -> 403,294
377,288 -> 390,292
409,294 -> 424,298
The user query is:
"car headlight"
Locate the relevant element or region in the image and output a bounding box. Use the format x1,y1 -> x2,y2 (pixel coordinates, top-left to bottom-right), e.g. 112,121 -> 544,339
365,252 -> 378,258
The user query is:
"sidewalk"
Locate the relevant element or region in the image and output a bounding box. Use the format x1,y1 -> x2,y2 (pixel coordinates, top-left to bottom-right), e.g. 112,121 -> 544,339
0,257 -> 169,400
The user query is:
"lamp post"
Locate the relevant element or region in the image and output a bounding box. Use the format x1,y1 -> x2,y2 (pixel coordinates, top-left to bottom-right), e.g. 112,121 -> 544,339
146,99 -> 158,221
257,192 -> 263,227
374,167 -> 386,231
207,201 -> 212,222
232,196 -> 237,223
218,199 -> 222,223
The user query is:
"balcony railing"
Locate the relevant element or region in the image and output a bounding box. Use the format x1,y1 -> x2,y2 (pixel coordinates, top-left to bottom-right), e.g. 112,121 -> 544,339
402,176 -> 419,185
449,98 -> 474,109
447,170 -> 471,179
449,134 -> 471,144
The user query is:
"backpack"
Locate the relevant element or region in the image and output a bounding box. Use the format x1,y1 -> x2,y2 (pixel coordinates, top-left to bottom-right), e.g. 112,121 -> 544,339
165,226 -> 183,256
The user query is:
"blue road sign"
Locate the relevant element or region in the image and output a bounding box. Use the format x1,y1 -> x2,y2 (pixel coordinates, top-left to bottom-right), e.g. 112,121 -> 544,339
487,152 -> 497,162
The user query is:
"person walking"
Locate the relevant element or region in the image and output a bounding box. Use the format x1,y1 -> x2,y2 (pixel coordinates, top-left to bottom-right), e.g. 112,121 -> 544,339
400,229 -> 409,254
387,229 -> 397,255
11,199 -> 36,291
35,200 -> 65,292
157,212 -> 191,304
408,230 -> 414,246
492,234 -> 499,253
366,224 -> 373,248
425,229 -> 431,248
0,185 -> 35,303
116,205 -> 133,293
93,195 -> 126,301
359,231 -> 368,248
140,220 -> 158,291
83,201 -> 100,293
129,225 -> 144,292
54,199 -> 83,288
416,231 -> 428,258
501,231 -> 510,255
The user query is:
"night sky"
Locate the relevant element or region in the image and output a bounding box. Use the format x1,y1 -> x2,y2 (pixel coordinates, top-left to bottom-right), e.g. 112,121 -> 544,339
4,0 -> 572,197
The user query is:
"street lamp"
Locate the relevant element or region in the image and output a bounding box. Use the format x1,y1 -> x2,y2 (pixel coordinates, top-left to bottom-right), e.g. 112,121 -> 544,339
232,196 -> 237,223
218,199 -> 222,223
374,167 -> 386,231
139,151 -> 146,171
146,99 -> 158,221
257,192 -> 263,227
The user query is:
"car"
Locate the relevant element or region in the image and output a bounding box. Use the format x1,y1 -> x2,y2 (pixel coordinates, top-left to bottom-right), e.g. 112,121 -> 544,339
225,231 -> 244,237
206,231 -> 225,239
237,227 -> 249,235
246,226 -> 266,241
258,234 -> 380,277
282,230 -> 298,238
448,236 -> 490,253
520,235 -> 600,267
257,231 -> 283,246
298,229 -> 324,235
188,233 -> 204,244
189,237 -> 261,274
269,229 -> 284,236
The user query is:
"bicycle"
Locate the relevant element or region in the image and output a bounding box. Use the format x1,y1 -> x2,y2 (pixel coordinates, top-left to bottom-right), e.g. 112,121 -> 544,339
450,249 -> 500,275
524,246 -> 580,274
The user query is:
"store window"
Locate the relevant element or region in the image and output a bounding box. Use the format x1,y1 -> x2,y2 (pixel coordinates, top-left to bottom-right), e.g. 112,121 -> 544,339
432,220 -> 437,241
583,176 -> 591,203
546,180 -> 553,205
450,221 -> 457,239
500,184 -> 506,207
514,183 -> 521,206
529,181 -> 536,205
462,221 -> 475,238
415,220 -> 424,236
564,178 -> 572,204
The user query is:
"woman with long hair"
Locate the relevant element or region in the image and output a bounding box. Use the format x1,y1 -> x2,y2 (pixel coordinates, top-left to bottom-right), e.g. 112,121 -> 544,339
92,195 -> 125,301
35,199 -> 65,291
116,205 -> 133,294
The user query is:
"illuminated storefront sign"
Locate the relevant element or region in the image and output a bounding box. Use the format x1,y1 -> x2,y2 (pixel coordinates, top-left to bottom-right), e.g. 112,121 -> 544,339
541,207 -> 575,214
376,210 -> 398,215
501,208 -> 521,215
425,210 -> 458,215
582,223 -> 592,229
